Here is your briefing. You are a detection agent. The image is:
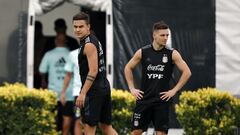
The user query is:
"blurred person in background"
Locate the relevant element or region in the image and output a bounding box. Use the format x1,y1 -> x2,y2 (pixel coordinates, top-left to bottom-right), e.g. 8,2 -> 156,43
124,21 -> 191,135
39,34 -> 74,135
43,18 -> 79,53
61,48 -> 83,135
34,21 -> 49,88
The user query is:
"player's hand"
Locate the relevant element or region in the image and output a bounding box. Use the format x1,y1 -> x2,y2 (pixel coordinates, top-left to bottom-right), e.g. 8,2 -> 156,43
75,93 -> 86,108
60,92 -> 66,106
160,89 -> 177,101
130,88 -> 144,100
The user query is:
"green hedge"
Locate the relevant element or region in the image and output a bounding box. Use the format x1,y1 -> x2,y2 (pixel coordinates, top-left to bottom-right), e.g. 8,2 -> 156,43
0,83 -> 58,135
176,88 -> 240,135
111,89 -> 135,135
0,83 -> 136,135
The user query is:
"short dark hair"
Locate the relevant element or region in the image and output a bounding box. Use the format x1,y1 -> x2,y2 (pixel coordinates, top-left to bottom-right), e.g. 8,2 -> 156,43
72,12 -> 90,24
153,21 -> 169,31
54,18 -> 67,29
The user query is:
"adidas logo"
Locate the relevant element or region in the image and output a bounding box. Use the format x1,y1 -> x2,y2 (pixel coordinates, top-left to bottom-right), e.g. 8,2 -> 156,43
55,57 -> 66,67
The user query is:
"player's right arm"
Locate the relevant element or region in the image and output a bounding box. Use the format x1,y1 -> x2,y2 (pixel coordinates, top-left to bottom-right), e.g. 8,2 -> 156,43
61,53 -> 74,105
76,43 -> 98,108
124,49 -> 144,100
60,72 -> 72,105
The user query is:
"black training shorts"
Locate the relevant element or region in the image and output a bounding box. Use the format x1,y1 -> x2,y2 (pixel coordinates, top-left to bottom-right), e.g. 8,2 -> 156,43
81,94 -> 112,126
58,101 -> 75,116
131,102 -> 169,133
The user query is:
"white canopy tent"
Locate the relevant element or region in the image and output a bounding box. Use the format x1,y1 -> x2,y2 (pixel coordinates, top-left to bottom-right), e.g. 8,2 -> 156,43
33,0 -> 109,15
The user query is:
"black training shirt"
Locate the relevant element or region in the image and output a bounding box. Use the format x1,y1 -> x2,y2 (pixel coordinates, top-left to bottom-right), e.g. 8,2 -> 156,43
139,44 -> 174,104
78,34 -> 110,96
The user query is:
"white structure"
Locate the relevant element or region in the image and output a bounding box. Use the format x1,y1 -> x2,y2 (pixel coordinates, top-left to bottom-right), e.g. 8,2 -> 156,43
216,0 -> 240,96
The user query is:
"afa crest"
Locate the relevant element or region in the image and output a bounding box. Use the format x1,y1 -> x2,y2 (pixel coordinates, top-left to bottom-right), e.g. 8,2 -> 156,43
162,54 -> 168,63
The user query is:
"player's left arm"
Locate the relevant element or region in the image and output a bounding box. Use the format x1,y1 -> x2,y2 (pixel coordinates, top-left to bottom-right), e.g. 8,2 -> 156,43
160,50 -> 191,101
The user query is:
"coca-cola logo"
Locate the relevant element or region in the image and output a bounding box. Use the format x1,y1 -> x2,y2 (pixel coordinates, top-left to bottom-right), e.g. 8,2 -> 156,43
147,64 -> 165,71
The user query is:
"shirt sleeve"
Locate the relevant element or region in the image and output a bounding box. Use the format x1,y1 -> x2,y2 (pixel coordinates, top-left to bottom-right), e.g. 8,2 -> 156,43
64,52 -> 74,72
39,52 -> 49,73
